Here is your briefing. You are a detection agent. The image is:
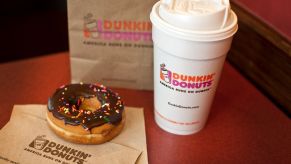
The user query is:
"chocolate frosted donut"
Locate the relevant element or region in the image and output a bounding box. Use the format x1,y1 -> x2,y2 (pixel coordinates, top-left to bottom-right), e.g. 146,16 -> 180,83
46,83 -> 125,144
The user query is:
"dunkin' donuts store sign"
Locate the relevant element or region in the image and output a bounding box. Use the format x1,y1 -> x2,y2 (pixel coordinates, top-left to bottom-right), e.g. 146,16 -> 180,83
160,64 -> 215,93
24,135 -> 91,164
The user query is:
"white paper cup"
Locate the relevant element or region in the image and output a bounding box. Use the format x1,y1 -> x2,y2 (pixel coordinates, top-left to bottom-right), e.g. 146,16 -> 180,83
150,1 -> 238,135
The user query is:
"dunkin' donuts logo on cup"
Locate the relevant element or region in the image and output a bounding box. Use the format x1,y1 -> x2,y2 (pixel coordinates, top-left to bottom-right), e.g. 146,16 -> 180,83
25,135 -> 91,164
160,64 -> 172,83
160,63 -> 215,93
83,13 -> 152,42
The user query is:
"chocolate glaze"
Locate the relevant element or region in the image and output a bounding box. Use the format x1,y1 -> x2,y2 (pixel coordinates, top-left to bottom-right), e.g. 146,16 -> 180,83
48,84 -> 124,130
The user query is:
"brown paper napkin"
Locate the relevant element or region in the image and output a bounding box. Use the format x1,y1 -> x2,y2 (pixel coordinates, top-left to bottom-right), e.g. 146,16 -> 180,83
0,105 -> 148,164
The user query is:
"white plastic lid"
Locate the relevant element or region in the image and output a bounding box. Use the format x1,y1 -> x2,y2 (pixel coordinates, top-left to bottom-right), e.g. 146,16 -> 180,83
159,0 -> 231,30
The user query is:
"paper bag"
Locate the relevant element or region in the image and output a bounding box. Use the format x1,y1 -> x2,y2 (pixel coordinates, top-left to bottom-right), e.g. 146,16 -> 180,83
0,105 -> 148,164
68,0 -> 156,90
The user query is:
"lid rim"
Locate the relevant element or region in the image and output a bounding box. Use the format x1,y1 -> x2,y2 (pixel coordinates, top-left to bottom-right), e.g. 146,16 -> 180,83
150,2 -> 238,42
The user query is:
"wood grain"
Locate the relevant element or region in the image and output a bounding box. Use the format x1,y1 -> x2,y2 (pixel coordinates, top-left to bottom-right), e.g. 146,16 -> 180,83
228,2 -> 291,115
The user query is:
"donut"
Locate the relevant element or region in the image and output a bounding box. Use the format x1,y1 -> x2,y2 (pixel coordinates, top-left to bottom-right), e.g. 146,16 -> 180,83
46,83 -> 125,144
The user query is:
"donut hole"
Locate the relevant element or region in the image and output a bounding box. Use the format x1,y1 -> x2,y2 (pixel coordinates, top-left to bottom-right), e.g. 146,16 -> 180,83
79,97 -> 101,112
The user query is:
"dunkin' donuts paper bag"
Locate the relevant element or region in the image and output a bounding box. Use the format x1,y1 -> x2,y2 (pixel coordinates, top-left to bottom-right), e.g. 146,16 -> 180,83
0,105 -> 148,164
68,0 -> 155,90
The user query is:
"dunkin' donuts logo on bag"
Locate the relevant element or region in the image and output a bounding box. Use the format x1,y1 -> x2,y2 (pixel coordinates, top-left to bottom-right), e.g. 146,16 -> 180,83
83,13 -> 152,42
160,63 -> 215,93
29,135 -> 49,150
25,135 -> 91,164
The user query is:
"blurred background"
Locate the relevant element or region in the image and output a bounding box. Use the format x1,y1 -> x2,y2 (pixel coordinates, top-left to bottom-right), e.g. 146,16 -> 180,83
0,0 -> 290,62
0,0 -> 68,63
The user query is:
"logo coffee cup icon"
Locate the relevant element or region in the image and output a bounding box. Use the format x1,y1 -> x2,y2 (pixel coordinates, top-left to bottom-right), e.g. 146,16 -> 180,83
29,135 -> 49,150
84,13 -> 100,38
160,64 -> 171,84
